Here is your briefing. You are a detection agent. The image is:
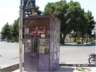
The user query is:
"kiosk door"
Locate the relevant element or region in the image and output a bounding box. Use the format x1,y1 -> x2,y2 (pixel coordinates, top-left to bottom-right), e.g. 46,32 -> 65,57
31,37 -> 39,56
24,37 -> 39,72
38,38 -> 50,72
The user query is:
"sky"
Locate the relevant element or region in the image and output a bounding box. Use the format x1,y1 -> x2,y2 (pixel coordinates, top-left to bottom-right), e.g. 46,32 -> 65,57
0,0 -> 96,32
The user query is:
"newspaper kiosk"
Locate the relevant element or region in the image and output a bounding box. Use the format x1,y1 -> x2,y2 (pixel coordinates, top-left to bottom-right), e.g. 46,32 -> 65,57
23,16 -> 60,72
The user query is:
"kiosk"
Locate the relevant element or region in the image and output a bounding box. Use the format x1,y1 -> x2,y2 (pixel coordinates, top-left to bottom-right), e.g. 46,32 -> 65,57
20,0 -> 60,72
23,16 -> 60,72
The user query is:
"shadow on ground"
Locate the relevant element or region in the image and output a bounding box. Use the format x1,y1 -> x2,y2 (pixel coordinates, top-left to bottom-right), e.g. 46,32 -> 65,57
38,67 -> 74,72
24,52 -> 74,72
56,67 -> 74,72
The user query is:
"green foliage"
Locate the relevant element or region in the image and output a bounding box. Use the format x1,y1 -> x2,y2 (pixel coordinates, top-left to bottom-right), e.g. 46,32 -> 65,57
11,19 -> 19,42
1,23 -> 12,41
1,19 -> 19,42
44,0 -> 95,44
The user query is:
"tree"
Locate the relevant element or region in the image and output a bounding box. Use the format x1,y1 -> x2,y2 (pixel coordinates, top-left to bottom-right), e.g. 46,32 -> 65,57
86,11 -> 95,36
44,0 -> 95,44
1,23 -> 12,41
1,19 -> 19,42
11,19 -> 19,42
44,0 -> 70,44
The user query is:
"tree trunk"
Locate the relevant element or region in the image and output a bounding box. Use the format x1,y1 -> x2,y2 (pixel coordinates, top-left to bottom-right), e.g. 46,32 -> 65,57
60,33 -> 66,45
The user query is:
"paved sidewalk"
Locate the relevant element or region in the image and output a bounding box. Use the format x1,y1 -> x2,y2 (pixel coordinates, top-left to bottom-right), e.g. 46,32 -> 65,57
12,67 -> 96,72
13,69 -> 19,72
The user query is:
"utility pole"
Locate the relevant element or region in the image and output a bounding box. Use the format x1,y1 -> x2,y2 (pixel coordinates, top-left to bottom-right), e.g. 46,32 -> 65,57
19,0 -> 24,72
19,0 -> 36,72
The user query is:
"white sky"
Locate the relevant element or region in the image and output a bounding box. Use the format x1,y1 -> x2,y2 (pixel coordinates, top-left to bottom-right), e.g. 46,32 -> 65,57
0,0 -> 96,32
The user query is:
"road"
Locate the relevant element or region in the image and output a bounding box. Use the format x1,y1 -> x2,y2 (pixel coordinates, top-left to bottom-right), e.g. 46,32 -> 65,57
0,41 -> 19,68
0,41 -> 96,68
60,45 -> 96,64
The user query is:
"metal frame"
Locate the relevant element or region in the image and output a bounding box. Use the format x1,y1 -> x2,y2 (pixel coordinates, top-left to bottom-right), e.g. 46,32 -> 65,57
19,0 -> 23,72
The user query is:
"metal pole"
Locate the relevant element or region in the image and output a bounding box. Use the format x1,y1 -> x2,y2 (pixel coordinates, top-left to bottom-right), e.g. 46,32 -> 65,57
19,0 -> 23,72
